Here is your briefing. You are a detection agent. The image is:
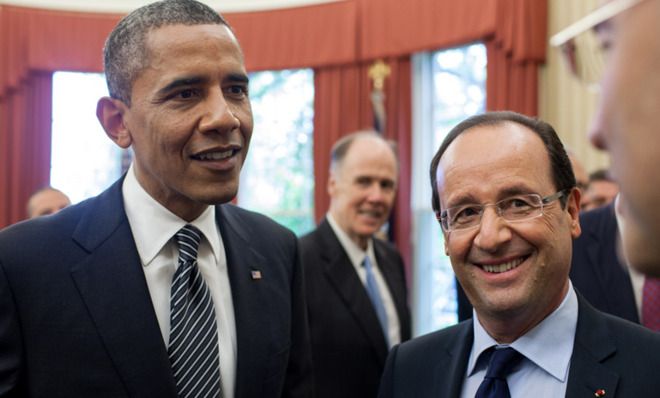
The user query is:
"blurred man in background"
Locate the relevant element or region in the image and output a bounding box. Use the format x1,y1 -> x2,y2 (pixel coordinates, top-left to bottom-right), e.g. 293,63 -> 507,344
581,169 -> 619,211
26,186 -> 71,218
300,131 -> 411,398
552,0 -> 660,277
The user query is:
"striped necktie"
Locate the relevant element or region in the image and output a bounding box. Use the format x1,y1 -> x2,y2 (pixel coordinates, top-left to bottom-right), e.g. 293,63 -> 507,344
168,224 -> 222,398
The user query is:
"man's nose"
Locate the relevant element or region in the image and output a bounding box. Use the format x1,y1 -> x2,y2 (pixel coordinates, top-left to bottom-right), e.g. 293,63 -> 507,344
473,207 -> 512,252
199,89 -> 240,133
588,104 -> 608,150
366,184 -> 386,202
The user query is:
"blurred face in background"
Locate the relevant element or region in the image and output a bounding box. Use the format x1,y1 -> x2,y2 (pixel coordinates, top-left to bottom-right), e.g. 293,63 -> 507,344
27,189 -> 71,218
581,179 -> 619,211
328,136 -> 398,250
589,0 -> 660,276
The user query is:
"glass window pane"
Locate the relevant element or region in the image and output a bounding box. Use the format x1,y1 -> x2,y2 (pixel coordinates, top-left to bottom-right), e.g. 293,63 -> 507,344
51,71 -> 128,203
412,43 -> 486,336
237,69 -> 315,236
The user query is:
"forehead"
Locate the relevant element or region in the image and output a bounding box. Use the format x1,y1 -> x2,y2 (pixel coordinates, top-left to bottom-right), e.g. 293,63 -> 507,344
437,123 -> 553,201
339,137 -> 397,178
135,24 -> 245,86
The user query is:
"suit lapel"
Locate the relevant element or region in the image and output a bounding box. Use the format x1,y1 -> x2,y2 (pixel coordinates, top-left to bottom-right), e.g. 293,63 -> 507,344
69,181 -> 176,397
216,205 -> 270,397
566,294 -> 620,398
317,220 -> 389,363
434,321 -> 473,398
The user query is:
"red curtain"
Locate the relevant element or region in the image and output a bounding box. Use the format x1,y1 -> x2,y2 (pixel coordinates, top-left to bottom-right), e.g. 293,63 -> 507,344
0,71 -> 52,225
0,1 -> 548,270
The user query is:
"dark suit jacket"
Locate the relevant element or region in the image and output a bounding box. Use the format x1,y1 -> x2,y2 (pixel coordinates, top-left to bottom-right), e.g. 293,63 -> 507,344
457,204 -> 640,323
299,219 -> 411,398
570,203 -> 639,323
378,292 -> 660,398
0,179 -> 313,397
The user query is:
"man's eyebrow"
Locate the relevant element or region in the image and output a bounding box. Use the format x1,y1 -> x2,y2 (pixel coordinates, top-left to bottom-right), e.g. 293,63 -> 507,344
498,185 -> 535,198
155,76 -> 208,97
445,193 -> 479,208
225,72 -> 249,84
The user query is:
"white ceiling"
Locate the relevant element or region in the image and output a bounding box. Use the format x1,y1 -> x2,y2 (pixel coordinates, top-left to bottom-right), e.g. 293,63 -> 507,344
0,0 -> 340,13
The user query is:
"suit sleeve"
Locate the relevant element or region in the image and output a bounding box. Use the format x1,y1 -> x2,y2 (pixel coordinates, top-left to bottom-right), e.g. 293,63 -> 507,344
377,344 -> 399,398
282,238 -> 314,398
0,261 -> 23,397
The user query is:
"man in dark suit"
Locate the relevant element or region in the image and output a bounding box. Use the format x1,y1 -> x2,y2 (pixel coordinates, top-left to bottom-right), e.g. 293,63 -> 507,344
0,1 -> 312,396
379,112 -> 660,397
300,131 -> 411,398
570,202 -> 639,323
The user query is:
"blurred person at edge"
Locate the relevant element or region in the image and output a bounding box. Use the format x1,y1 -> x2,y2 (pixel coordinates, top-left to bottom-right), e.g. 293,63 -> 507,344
552,0 -> 660,276
26,187 -> 71,218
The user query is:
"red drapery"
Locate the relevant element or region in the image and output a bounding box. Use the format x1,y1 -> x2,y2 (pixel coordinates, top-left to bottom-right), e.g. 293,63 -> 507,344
0,1 -> 548,269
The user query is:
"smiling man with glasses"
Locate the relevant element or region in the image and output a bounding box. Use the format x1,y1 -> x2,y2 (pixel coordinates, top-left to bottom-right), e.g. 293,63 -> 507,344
377,111 -> 660,398
551,0 -> 660,279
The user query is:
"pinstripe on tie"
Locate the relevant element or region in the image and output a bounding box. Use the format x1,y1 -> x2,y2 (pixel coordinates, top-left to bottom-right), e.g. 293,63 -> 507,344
169,224 -> 222,398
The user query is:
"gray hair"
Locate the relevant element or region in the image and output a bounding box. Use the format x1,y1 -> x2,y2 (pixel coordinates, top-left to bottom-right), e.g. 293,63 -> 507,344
330,130 -> 398,173
103,0 -> 229,105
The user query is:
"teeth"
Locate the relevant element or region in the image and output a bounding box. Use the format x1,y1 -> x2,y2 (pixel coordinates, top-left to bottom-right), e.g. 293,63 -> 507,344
197,150 -> 233,160
482,257 -> 525,273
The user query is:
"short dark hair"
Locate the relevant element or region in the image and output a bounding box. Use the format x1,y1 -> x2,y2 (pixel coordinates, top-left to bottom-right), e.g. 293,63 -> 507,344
103,0 -> 230,105
588,168 -> 615,183
330,130 -> 398,172
429,111 -> 576,215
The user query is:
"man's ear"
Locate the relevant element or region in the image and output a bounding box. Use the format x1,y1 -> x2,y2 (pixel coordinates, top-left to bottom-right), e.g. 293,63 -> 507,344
327,171 -> 337,196
567,187 -> 582,238
96,96 -> 132,149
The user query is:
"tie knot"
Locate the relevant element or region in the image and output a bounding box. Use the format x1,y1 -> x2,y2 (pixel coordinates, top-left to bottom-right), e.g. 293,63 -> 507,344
176,224 -> 202,263
485,347 -> 523,380
362,256 -> 373,269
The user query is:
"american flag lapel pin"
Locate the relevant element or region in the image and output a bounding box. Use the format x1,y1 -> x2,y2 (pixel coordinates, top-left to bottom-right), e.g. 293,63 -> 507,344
250,270 -> 262,280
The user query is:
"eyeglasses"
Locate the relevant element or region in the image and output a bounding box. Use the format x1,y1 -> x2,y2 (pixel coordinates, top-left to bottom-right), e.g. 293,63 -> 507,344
549,0 -> 647,89
436,191 -> 567,232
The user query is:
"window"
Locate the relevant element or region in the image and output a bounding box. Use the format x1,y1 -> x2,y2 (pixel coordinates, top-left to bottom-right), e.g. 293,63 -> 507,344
411,43 -> 487,336
51,71 -> 127,204
237,69 -> 315,236
51,69 -> 315,236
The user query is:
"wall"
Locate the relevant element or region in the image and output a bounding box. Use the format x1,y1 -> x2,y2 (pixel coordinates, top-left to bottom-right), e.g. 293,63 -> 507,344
539,0 -> 610,173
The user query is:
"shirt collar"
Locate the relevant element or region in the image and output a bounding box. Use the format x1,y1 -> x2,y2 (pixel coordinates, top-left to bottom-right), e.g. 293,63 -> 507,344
122,163 -> 221,266
326,213 -> 375,266
467,282 -> 578,382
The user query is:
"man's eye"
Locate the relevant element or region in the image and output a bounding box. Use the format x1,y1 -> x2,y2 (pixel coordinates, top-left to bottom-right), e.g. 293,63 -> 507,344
226,85 -> 248,97
509,198 -> 532,208
172,89 -> 200,100
453,206 -> 480,222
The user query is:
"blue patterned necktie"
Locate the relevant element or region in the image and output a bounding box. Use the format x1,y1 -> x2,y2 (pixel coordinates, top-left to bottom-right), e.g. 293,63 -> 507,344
168,224 -> 222,398
475,347 -> 524,398
363,256 -> 389,345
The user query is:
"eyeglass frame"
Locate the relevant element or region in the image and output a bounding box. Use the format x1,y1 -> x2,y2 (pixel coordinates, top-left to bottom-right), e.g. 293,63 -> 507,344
550,0 -> 647,48
435,190 -> 569,232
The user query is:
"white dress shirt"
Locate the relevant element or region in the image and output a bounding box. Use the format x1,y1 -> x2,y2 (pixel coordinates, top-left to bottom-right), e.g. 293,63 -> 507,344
122,164 -> 237,397
327,214 -> 401,348
461,283 -> 578,398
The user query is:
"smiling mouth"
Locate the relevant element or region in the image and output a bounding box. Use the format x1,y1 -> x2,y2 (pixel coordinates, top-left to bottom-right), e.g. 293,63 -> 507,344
479,256 -> 527,274
192,149 -> 237,161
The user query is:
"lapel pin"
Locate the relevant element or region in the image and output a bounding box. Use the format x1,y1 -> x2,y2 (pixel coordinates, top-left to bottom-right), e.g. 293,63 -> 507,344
250,270 -> 262,280
594,389 -> 606,397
